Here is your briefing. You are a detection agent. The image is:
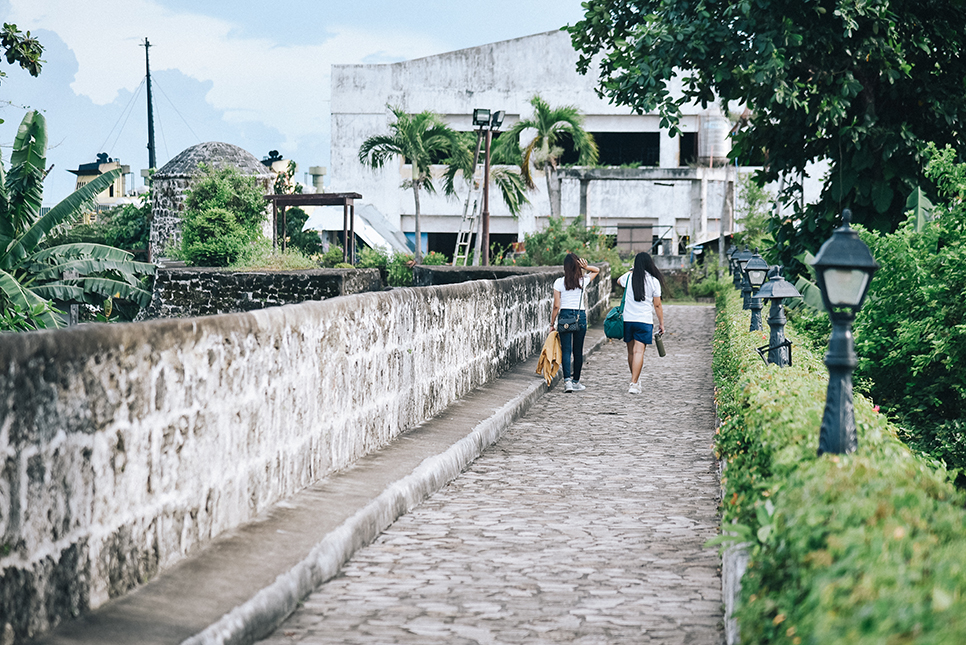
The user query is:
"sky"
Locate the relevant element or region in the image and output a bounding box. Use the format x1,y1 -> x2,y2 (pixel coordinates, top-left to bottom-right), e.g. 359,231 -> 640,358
0,0 -> 587,205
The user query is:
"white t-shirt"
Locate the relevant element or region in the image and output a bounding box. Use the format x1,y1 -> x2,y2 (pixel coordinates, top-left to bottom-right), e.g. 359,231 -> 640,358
617,271 -> 661,324
553,275 -> 588,310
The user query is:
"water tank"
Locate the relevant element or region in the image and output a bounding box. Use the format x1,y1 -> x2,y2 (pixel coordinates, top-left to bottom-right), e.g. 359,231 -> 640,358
698,111 -> 732,165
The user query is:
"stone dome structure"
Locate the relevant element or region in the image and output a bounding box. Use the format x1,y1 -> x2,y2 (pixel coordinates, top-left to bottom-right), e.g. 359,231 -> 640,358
150,142 -> 274,261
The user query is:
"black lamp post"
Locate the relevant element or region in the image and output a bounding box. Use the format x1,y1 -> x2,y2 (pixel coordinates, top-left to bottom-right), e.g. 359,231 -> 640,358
744,251 -> 769,331
473,108 -> 505,266
755,267 -> 803,367
811,209 -> 879,456
734,246 -> 752,290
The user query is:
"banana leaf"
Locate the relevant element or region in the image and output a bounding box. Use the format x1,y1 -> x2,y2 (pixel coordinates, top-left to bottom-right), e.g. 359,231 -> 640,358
0,268 -> 63,328
29,258 -> 145,281
73,276 -> 152,307
906,187 -> 935,232
2,169 -> 122,268
30,242 -> 138,262
29,282 -> 86,302
2,110 -> 48,239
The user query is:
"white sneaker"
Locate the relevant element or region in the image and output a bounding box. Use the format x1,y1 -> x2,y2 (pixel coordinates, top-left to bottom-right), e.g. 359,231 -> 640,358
572,381 -> 586,391
564,378 -> 574,393
628,382 -> 641,395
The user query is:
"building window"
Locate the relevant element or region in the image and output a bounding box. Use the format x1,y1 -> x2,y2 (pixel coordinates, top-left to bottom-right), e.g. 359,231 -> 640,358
557,132 -> 661,167
679,133 -> 698,166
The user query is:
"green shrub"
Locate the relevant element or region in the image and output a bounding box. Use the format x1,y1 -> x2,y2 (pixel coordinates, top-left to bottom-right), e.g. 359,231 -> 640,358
318,244 -> 346,268
422,251 -> 448,265
231,241 -> 318,270
276,206 -> 323,256
180,207 -> 248,266
519,215 -> 621,268
712,289 -> 966,643
357,246 -> 389,270
387,253 -> 414,287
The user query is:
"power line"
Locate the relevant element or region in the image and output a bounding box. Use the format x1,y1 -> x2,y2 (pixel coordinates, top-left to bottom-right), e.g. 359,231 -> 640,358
152,76 -> 202,144
95,77 -> 145,159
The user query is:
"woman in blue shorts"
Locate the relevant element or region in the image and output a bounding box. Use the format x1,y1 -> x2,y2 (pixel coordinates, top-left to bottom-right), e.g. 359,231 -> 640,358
617,252 -> 666,395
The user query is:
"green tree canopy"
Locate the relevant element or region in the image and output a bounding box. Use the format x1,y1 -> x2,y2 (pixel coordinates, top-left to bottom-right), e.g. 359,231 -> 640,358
1,23 -> 44,90
566,0 -> 966,273
359,106 -> 460,263
498,95 -> 598,218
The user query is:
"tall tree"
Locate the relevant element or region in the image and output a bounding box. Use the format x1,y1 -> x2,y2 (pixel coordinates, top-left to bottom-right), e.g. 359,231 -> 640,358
500,95 -> 598,219
567,0 -> 966,274
442,130 -> 531,218
359,106 -> 459,263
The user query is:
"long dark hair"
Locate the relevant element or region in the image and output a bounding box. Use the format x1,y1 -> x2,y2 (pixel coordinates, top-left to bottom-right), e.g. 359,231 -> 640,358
632,252 -> 666,302
563,253 -> 582,291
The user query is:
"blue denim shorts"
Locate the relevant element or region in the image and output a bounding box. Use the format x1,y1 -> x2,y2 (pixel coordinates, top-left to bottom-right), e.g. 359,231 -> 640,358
624,321 -> 654,344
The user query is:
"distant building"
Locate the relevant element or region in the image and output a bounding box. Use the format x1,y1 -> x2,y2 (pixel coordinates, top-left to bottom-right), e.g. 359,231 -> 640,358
330,30 -> 753,259
68,152 -> 130,209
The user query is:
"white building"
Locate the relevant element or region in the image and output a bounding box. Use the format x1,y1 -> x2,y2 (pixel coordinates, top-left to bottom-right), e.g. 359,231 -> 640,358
330,30 -> 761,259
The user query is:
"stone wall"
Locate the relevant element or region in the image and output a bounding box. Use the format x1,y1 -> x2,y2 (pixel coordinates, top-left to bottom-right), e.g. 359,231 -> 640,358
142,267 -> 383,319
0,271 -> 608,641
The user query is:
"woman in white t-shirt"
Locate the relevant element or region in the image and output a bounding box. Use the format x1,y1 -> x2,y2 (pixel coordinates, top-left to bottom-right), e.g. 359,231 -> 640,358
550,253 -> 600,393
616,252 -> 666,395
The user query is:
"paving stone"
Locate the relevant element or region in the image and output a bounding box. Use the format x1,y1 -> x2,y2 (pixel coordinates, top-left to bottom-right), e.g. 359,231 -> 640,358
259,305 -> 722,644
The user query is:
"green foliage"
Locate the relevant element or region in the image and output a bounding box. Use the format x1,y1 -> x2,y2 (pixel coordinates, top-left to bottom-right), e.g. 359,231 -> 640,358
0,111 -> 154,328
567,0 -> 966,280
443,130 -> 531,218
0,301 -> 59,332
387,253 -> 414,287
686,252 -> 729,298
1,23 -> 44,91
850,146 -> 966,480
359,106 -> 461,262
180,207 -> 248,267
178,165 -> 267,267
317,244 -> 346,268
712,290 -> 966,643
498,95 -> 598,218
276,206 -> 323,256
733,175 -> 774,251
421,251 -> 447,266
47,201 -> 152,261
230,240 -> 318,271
517,215 -> 620,269
356,246 -> 389,271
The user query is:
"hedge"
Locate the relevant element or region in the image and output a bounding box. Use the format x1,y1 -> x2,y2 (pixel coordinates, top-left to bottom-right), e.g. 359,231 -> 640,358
713,289 -> 966,644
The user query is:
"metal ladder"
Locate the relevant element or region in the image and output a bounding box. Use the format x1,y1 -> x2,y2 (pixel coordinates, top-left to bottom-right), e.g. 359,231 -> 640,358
452,131 -> 485,266
453,194 -> 480,266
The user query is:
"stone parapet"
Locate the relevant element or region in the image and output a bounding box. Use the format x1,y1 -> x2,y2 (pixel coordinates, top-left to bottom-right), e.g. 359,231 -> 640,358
141,267 -> 383,319
0,271 -> 604,641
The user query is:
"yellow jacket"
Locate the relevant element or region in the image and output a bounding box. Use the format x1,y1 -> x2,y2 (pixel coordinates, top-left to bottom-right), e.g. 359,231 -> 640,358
536,331 -> 562,386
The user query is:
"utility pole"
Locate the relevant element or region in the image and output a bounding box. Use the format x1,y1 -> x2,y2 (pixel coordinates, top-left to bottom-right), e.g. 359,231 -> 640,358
142,38 -> 157,171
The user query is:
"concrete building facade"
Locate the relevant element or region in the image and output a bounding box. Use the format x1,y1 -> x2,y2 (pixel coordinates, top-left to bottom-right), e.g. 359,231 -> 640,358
330,30 -> 752,258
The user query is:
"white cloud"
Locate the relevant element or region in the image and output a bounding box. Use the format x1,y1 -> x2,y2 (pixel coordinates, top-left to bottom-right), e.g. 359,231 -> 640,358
9,0 -> 443,149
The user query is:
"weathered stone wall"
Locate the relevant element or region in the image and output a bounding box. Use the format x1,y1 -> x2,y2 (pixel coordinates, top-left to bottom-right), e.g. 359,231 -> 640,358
142,267 -> 383,319
414,264 -> 611,323
0,272 -> 607,641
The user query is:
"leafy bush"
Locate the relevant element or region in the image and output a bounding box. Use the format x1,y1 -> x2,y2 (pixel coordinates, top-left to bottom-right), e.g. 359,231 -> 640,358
849,145 -> 966,479
180,207 -> 248,266
422,251 -> 447,265
231,240 -> 318,270
317,244 -> 346,268
276,206 -> 323,256
356,246 -> 389,271
177,165 -> 267,266
387,253 -> 414,287
712,289 -> 966,643
0,302 -> 61,332
518,216 -> 622,269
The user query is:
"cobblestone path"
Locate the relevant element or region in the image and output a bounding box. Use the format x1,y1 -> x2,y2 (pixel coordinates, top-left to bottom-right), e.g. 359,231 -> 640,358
261,304 -> 722,644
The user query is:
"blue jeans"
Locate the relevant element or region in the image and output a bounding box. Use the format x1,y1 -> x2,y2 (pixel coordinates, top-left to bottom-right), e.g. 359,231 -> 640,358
558,309 -> 587,380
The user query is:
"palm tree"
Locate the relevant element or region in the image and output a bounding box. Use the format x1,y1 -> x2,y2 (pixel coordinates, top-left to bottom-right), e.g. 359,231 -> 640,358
442,130 -> 531,219
358,106 -> 459,263
500,95 -> 598,219
1,111 -> 155,329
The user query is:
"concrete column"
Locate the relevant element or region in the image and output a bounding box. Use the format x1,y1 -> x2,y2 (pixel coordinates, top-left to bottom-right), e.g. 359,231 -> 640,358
580,178 -> 590,226
660,132 -> 679,168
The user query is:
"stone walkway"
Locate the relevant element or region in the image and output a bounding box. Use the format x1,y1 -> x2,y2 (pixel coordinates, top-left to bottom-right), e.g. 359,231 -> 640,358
259,304 -> 722,644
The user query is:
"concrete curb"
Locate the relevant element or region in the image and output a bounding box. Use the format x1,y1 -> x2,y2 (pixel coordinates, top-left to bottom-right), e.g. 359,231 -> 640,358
184,331 -> 607,645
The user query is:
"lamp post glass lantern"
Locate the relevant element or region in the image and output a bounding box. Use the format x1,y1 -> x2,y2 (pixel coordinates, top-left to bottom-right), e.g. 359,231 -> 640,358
473,106 -> 504,265
811,209 -> 879,456
755,267 -> 803,367
734,246 -> 752,291
744,251 -> 769,331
